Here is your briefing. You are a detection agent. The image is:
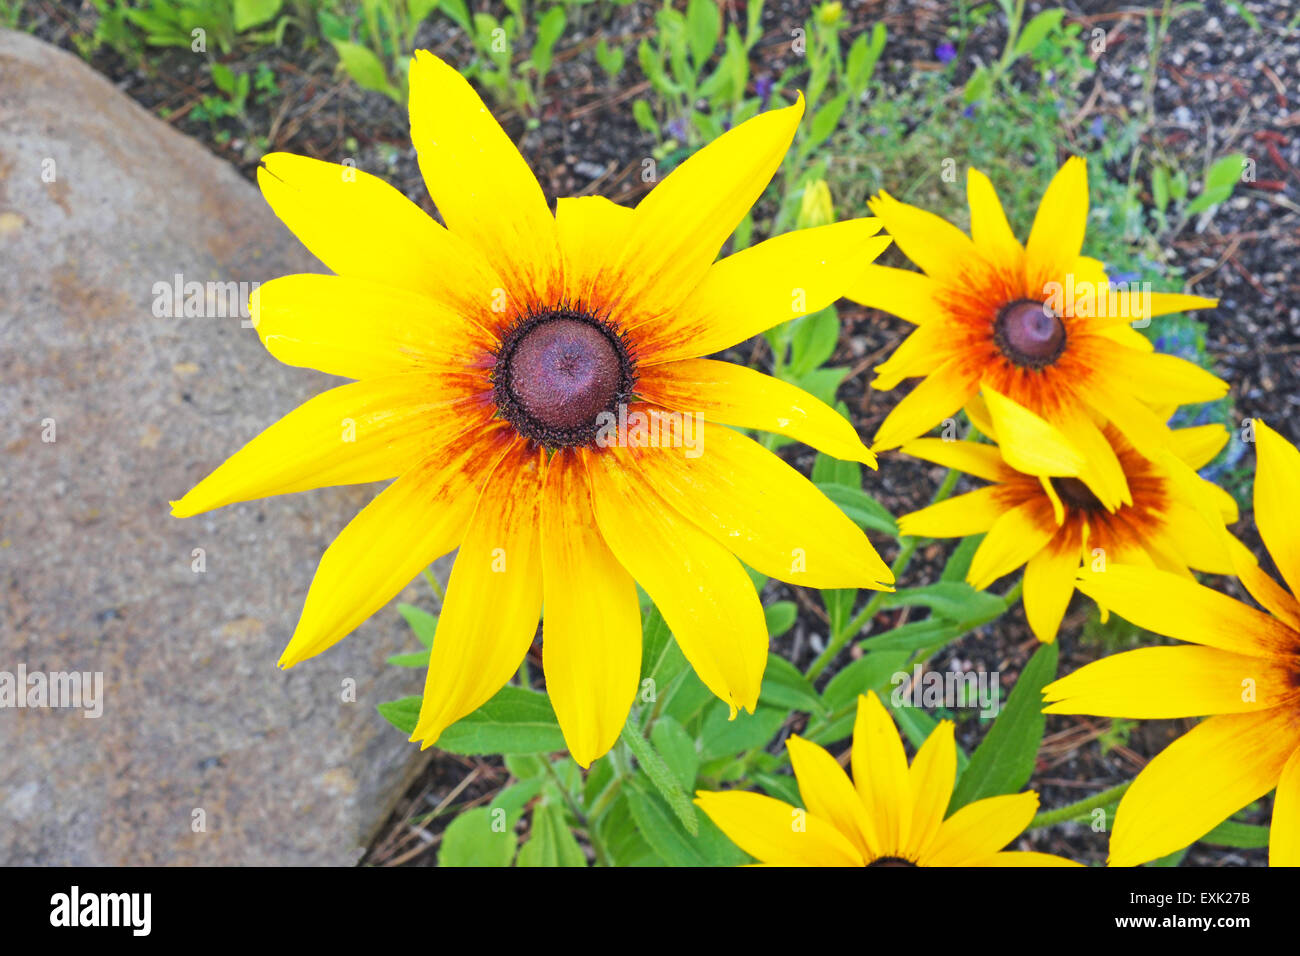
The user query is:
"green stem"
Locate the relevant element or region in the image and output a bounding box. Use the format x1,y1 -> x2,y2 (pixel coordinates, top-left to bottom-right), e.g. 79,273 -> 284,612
421,567 -> 446,605
1029,780 -> 1131,829
805,468 -> 960,681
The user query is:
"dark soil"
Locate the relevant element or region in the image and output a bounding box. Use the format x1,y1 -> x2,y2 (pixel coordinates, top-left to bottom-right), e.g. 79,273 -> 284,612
24,0 -> 1293,866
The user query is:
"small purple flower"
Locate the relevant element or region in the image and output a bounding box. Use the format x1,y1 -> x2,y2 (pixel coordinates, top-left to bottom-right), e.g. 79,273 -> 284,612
936,42 -> 956,65
961,105 -> 975,119
1110,271 -> 1141,284
755,75 -> 773,108
1090,116 -> 1106,139
665,118 -> 687,142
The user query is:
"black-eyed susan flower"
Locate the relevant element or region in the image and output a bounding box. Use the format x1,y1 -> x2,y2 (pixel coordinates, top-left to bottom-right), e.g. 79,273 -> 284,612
170,52 -> 894,768
846,158 -> 1226,510
696,690 -> 1080,865
896,396 -> 1239,643
1044,420 -> 1300,867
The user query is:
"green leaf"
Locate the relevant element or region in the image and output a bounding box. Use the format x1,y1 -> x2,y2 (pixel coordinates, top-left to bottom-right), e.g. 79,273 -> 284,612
697,703 -> 787,760
802,92 -> 848,156
439,686 -> 566,755
650,716 -> 699,791
1206,153 -> 1247,191
376,695 -> 420,734
685,0 -> 721,68
438,0 -> 473,33
233,0 -> 282,32
398,603 -> 439,647
438,807 -> 517,866
531,6 -> 566,80
948,641 -> 1059,812
1200,818 -> 1270,848
385,649 -> 431,668
1151,164 -> 1170,213
860,618 -> 964,652
624,779 -> 745,865
331,39 -> 400,100
879,581 -> 1006,626
640,604 -> 687,699
845,22 -> 885,96
211,62 -> 236,94
822,650 -> 910,712
517,801 -> 587,866
764,601 -> 798,639
816,482 -> 899,536
1012,8 -> 1065,59
822,586 -> 856,636
786,306 -> 839,376
963,64 -> 991,103
1185,184 -> 1232,215
811,445 -> 861,488
759,653 -> 826,715
621,720 -> 698,834
632,97 -> 660,137
940,534 -> 983,583
791,365 -> 849,407
753,771 -> 802,807
885,701 -> 970,774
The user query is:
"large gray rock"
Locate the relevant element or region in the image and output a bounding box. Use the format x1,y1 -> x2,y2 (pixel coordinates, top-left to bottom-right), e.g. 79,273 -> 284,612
0,30 -> 431,864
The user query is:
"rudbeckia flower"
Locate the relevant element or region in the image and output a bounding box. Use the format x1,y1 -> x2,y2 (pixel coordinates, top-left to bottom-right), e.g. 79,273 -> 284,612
170,52 -> 894,768
696,691 -> 1080,865
896,397 -> 1239,642
847,158 -> 1226,510
1043,420 -> 1300,867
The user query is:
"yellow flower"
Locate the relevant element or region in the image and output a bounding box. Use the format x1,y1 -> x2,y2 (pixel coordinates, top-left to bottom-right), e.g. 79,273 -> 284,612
170,52 -> 894,768
847,158 -> 1226,511
696,691 -> 1081,865
1043,420 -> 1300,866
897,395 -> 1239,642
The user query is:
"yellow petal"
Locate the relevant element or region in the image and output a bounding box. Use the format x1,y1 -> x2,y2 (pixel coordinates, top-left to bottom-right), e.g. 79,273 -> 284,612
966,167 -> 1024,268
1109,708 -> 1300,867
278,423 -> 512,667
966,501 -> 1055,590
872,358 -> 975,452
1254,420 -> 1300,601
555,195 -> 634,311
1074,564 -> 1298,658
635,358 -> 875,465
251,274 -> 496,379
905,721 -> 958,858
981,383 -> 1084,477
1270,745 -> 1300,867
540,450 -> 642,768
897,486 -> 1007,539
1042,645 -> 1297,717
609,96 -> 804,326
694,790 -> 864,866
1048,402 -> 1129,509
866,190 -> 981,284
872,320 -> 953,390
171,374 -> 490,518
923,791 -> 1039,866
629,419 -> 893,589
898,438 -> 1009,482
1090,289 -> 1219,330
1025,156 -> 1087,287
843,264 -> 945,324
787,735 -> 880,859
256,152 -> 499,304
636,221 -> 888,364
1169,423 -> 1230,470
1023,532 -> 1081,643
412,439 -> 546,745
851,692 -> 912,857
407,51 -> 560,302
584,447 -> 767,716
1095,346 -> 1229,406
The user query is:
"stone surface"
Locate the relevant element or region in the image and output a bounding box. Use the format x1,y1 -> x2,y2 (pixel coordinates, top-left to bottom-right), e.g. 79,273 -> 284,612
0,30 -> 432,864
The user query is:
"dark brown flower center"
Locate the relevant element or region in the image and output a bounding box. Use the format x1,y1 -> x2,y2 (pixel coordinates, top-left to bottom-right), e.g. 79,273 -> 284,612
493,309 -> 635,448
994,299 -> 1066,368
867,856 -> 917,867
1051,476 -> 1104,513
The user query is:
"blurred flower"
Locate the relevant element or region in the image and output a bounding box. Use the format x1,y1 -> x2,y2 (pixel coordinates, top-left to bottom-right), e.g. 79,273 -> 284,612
817,2 -> 843,27
1046,420 -> 1300,867
697,691 -> 1082,866
797,179 -> 834,230
845,157 -> 1224,510
755,75 -> 773,108
173,52 -> 894,768
936,42 -> 957,64
1090,116 -> 1106,138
